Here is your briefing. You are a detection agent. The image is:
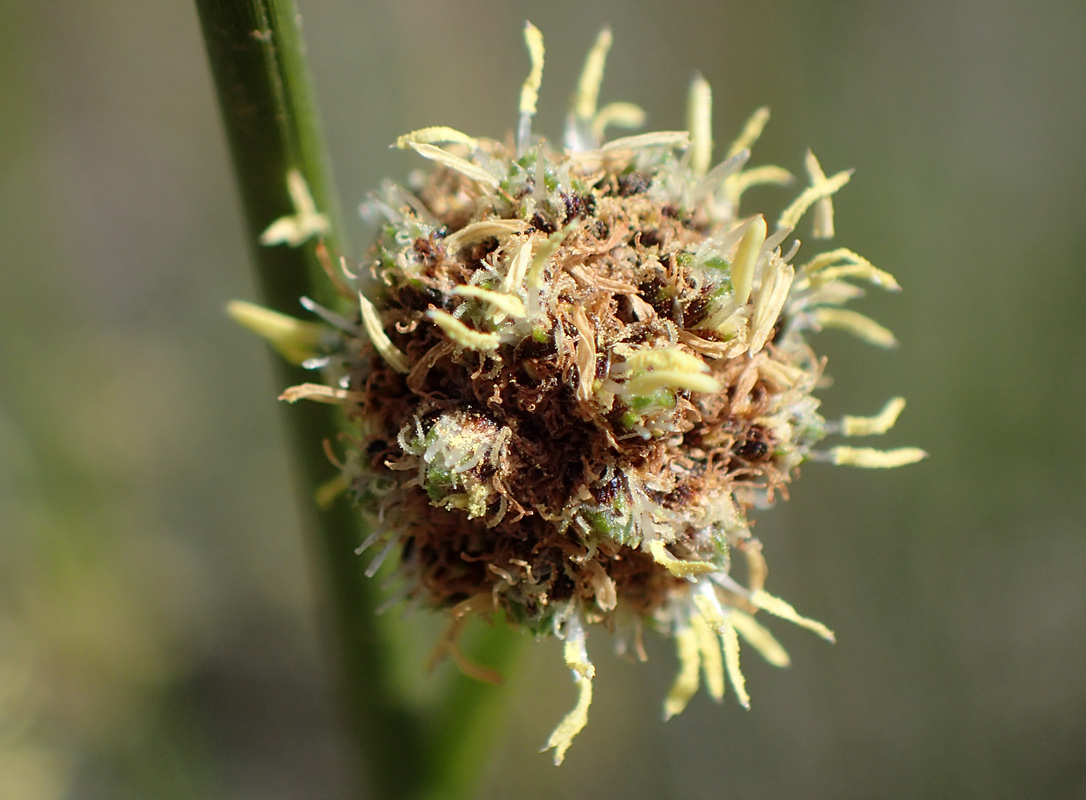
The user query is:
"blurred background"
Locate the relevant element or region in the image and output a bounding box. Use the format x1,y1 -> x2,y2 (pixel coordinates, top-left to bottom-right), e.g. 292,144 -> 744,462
3,0 -> 1085,798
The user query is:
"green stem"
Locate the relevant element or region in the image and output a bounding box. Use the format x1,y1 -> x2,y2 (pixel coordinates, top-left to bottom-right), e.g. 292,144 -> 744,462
196,3 -> 523,798
195,2 -> 422,797
422,624 -> 525,800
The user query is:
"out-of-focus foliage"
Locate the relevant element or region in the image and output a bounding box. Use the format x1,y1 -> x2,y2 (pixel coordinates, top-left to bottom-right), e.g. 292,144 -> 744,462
2,1 -> 1084,798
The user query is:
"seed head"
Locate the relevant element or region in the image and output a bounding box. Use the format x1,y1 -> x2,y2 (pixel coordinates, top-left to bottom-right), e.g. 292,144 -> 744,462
241,23 -> 925,764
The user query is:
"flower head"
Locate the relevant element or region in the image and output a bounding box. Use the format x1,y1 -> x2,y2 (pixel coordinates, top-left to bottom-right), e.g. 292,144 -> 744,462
237,24 -> 924,764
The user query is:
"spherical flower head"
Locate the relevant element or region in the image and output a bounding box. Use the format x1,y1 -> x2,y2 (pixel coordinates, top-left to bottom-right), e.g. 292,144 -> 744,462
238,23 -> 925,765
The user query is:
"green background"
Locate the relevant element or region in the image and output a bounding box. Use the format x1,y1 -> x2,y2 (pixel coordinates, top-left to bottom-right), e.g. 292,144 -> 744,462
3,1 -> 1085,798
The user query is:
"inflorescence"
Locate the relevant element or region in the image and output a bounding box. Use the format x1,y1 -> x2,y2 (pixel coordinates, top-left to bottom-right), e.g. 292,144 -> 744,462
232,24 -> 925,764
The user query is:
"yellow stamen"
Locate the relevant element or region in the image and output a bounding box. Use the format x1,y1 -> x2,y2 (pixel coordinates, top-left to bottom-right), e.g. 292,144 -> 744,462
731,215 -> 767,306
394,126 -> 477,150
626,370 -> 722,395
693,613 -> 725,702
726,106 -> 770,160
572,27 -> 612,122
227,300 -> 325,365
591,102 -> 646,141
749,258 -> 795,355
726,165 -> 793,204
259,169 -> 330,247
649,540 -> 716,577
827,446 -> 928,469
545,627 -> 595,765
602,131 -> 691,152
800,248 -> 900,291
501,238 -> 534,294
720,617 -> 750,709
428,309 -> 501,351
519,22 -> 545,118
805,150 -> 836,239
526,222 -> 577,289
687,72 -> 713,176
664,626 -> 701,719
451,285 -> 527,320
571,305 -> 597,402
406,142 -> 500,189
778,169 -> 852,230
730,610 -> 791,668
812,307 -> 897,348
359,292 -> 411,373
841,397 -> 907,437
443,219 -> 528,255
279,383 -> 366,404
750,590 -> 836,642
621,346 -> 709,374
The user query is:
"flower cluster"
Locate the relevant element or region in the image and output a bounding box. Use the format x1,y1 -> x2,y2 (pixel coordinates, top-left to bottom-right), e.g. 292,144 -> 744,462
233,24 -> 924,764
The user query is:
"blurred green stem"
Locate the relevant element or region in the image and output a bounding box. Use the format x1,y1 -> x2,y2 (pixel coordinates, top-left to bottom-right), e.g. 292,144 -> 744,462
196,2 -> 520,798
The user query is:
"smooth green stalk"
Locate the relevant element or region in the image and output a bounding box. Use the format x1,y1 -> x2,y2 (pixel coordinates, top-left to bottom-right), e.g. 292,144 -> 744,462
195,2 -> 419,797
196,2 -> 521,798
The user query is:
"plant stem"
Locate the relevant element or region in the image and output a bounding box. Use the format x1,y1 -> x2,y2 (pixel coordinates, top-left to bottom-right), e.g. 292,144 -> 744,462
195,3 -> 523,798
195,2 -> 422,797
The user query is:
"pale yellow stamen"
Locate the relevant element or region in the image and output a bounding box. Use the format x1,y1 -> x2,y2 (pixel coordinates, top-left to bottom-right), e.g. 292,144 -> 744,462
406,142 -> 501,189
750,590 -> 836,642
571,305 -> 597,402
827,446 -> 928,469
519,22 -> 545,118
621,346 -> 710,374
720,617 -> 750,709
664,626 -> 701,719
545,626 -> 595,765
259,169 -> 330,247
620,346 -> 723,394
726,106 -> 770,160
805,150 -> 836,239
572,27 -> 612,122
427,309 -> 501,351
601,131 -> 691,152
591,102 -> 646,141
741,539 -> 769,594
649,540 -> 716,577
693,613 -> 725,702
841,397 -> 907,436
279,383 -> 366,404
526,222 -> 576,290
501,238 -> 534,294
585,561 -> 617,612
451,285 -> 527,320
749,258 -> 795,355
726,165 -> 793,204
693,587 -> 727,630
394,127 -> 477,150
799,247 -> 901,291
730,610 -> 791,668
812,307 -> 897,348
443,219 -> 528,255
626,370 -> 722,395
227,300 -> 325,365
687,72 -> 713,176
778,169 -> 853,230
359,292 -> 411,373
731,215 -> 767,306
756,358 -> 809,390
